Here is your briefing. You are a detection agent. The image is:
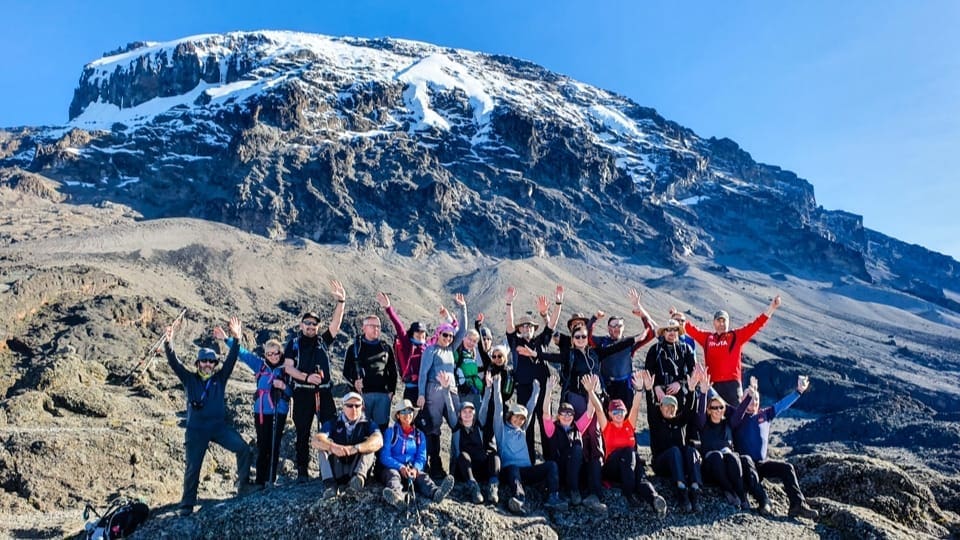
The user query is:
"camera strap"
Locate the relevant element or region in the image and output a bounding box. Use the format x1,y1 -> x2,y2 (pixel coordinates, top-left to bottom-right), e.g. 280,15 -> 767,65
196,377 -> 214,408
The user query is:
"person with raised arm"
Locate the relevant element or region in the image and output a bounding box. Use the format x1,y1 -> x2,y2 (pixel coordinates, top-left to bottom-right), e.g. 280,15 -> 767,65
417,293 -> 468,478
165,317 -> 251,516
695,366 -> 753,510
377,291 -> 434,404
644,365 -> 704,513
588,370 -> 667,514
505,284 -> 563,462
437,371 -> 500,504
644,318 -> 696,407
283,279 -> 346,482
587,288 -> 657,410
733,375 -> 819,519
679,295 -> 782,406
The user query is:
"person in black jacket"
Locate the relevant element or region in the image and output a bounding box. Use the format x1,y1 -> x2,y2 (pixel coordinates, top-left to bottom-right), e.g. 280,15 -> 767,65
283,280 -> 346,481
643,369 -> 704,513
437,372 -> 500,504
313,392 -> 384,499
344,313 -> 398,436
164,317 -> 252,516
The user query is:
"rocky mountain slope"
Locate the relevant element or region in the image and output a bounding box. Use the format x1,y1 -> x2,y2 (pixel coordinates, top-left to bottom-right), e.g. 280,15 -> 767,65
0,31 -> 958,538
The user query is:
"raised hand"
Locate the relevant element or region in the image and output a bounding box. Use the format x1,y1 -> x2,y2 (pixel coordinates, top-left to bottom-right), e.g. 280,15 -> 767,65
505,286 -> 518,303
485,371 -> 493,387
629,288 -> 642,309
546,374 -> 558,392
797,375 -> 810,394
749,376 -> 759,391
376,291 -> 390,309
594,310 -> 605,320
213,326 -> 227,341
439,305 -> 450,319
641,370 -> 654,391
164,325 -> 175,343
554,284 -> 564,304
476,312 -> 485,323
454,293 -> 466,307
354,378 -> 364,392
536,295 -> 549,315
228,316 -> 242,339
631,370 -> 643,391
330,280 -> 346,302
686,372 -> 698,393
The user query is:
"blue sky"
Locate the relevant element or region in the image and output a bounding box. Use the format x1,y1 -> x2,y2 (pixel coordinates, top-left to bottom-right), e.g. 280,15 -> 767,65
2,1 -> 958,260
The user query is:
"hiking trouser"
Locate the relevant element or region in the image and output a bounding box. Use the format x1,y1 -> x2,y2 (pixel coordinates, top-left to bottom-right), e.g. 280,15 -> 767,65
292,388 -> 335,476
455,450 -> 500,484
501,461 -> 559,499
601,447 -> 656,503
381,468 -> 440,497
363,392 -> 392,435
712,381 -> 742,408
181,424 -> 251,508
423,382 -> 458,474
319,450 -> 377,484
515,382 -> 548,463
757,459 -> 804,506
703,450 -> 745,498
653,445 -> 703,488
556,443 -> 584,493
740,454 -> 767,501
253,412 -> 286,485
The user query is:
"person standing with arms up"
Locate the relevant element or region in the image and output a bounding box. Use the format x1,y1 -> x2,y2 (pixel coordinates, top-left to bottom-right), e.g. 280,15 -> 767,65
283,280 -> 346,482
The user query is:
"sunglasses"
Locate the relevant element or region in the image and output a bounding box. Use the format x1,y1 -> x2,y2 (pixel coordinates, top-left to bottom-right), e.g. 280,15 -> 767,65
198,359 -> 219,365
491,353 -> 505,359
440,332 -> 454,338
265,351 -> 281,357
664,328 -> 679,333
558,410 -> 574,416
397,408 -> 414,415
708,405 -> 725,411
343,403 -> 362,409
302,320 -> 319,327
610,409 -> 627,416
608,322 -> 624,328
573,334 -> 588,339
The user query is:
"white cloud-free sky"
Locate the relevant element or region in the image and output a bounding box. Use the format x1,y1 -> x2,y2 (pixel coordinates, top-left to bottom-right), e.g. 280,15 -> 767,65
1,0 -> 957,260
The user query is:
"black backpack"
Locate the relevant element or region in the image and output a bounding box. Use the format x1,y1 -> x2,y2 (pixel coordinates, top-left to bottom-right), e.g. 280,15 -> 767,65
84,497 -> 150,539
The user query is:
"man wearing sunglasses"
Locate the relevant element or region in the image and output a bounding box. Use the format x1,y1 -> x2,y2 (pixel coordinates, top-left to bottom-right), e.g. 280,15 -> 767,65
313,392 -> 384,499
163,320 -> 251,516
283,279 -> 347,482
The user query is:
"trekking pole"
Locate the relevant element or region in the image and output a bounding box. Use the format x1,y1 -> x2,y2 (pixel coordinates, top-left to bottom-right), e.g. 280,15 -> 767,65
124,308 -> 187,385
268,406 -> 279,489
406,475 -> 422,523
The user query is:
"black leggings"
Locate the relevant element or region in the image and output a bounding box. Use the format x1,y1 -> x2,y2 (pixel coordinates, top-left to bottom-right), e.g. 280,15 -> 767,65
601,447 -> 656,503
253,412 -> 286,485
703,451 -> 744,498
652,445 -> 703,488
501,461 -> 558,499
455,451 -> 501,483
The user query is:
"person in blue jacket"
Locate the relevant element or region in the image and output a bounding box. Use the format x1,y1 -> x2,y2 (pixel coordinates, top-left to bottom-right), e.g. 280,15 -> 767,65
164,317 -> 252,516
733,375 -> 819,520
214,325 -> 291,488
379,399 -> 454,508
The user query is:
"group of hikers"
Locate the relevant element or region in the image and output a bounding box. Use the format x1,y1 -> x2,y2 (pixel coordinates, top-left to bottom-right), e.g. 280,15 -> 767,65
162,280 -> 819,521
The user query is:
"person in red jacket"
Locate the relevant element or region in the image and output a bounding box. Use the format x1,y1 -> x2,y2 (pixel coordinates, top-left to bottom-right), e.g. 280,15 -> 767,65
678,295 -> 781,406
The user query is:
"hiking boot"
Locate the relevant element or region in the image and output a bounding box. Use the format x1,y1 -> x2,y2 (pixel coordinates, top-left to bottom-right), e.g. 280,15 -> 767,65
569,490 -> 582,506
652,494 -> 667,515
788,502 -> 820,520
507,496 -> 526,515
322,480 -> 338,500
723,491 -> 740,506
433,475 -> 455,502
177,506 -> 193,517
544,492 -> 569,511
485,482 -> 500,505
689,487 -> 703,513
740,497 -> 752,511
583,494 -> 608,514
383,487 -> 405,509
467,480 -> 484,504
348,474 -> 365,493
676,489 -> 693,513
758,497 -> 773,516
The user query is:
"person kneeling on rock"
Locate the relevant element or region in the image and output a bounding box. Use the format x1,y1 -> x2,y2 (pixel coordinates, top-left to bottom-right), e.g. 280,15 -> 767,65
379,399 -> 454,508
163,318 -> 252,517
313,392 -> 383,499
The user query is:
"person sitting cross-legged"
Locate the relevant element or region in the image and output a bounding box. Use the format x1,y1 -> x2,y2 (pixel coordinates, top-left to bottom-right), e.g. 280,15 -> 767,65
379,400 -> 455,509
313,392 -> 383,499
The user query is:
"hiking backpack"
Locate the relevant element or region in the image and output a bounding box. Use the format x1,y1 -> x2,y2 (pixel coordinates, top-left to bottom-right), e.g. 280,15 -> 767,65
84,497 -> 150,539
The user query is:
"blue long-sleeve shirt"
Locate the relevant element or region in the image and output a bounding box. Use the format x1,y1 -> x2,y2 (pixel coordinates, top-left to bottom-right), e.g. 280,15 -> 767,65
733,390 -> 802,462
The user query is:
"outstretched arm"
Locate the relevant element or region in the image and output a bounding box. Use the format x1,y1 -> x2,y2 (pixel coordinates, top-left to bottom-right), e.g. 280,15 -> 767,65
547,284 -> 564,331
628,370 -> 644,425
542,375 -> 557,438
505,286 -> 518,333
452,293 -> 468,349
328,280 -> 346,336
523,379 -> 540,432
765,295 -> 782,318
585,374 -> 608,431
